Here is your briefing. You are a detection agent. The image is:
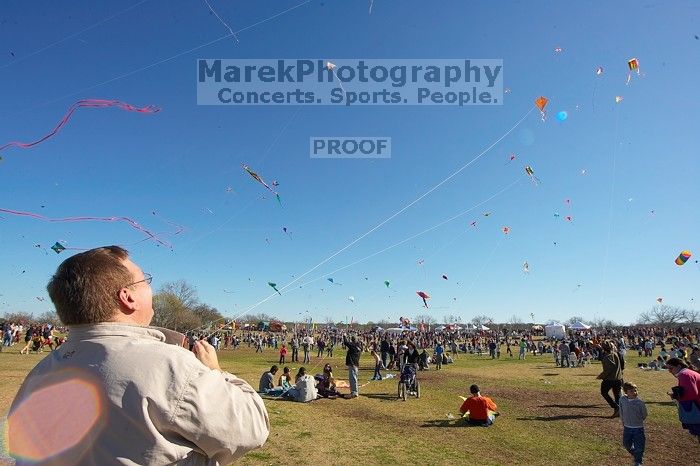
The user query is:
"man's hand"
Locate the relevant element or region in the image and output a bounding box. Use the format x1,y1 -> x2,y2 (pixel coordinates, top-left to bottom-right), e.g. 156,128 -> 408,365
193,340 -> 222,371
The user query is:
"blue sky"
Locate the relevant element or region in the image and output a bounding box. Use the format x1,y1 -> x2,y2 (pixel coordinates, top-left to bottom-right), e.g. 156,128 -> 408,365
1,0 -> 698,325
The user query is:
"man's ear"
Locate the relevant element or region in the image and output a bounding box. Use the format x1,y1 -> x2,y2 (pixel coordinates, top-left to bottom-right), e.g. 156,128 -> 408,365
117,287 -> 137,313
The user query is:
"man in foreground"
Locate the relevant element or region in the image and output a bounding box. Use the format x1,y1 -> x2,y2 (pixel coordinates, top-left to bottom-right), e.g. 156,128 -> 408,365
459,384 -> 499,426
8,246 -> 269,465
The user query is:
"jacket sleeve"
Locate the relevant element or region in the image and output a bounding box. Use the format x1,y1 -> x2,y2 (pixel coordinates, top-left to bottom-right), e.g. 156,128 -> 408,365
487,398 -> 498,412
169,368 -> 270,464
678,372 -> 699,402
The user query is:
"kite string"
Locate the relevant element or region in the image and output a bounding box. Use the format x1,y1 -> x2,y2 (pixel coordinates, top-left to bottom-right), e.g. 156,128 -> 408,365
459,234 -> 506,300
187,178 -> 522,334
202,0 -> 239,42
0,0 -> 152,71
224,108 -> 534,326
598,106 -> 622,309
3,0 -> 312,120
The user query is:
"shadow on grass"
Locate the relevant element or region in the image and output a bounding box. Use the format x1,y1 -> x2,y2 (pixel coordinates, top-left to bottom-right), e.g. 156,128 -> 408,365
420,419 -> 489,428
542,373 -> 560,376
539,404 -> 602,409
362,393 -> 400,401
645,401 -> 675,406
517,414 -> 609,421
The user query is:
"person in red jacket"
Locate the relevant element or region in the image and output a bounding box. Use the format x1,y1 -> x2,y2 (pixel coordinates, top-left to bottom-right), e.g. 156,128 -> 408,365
459,384 -> 499,426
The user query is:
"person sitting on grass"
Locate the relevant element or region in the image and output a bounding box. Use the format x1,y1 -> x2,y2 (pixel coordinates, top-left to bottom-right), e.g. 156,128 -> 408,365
285,367 -> 318,403
459,384 -> 499,426
258,365 -> 278,393
278,366 -> 293,390
317,364 -> 340,398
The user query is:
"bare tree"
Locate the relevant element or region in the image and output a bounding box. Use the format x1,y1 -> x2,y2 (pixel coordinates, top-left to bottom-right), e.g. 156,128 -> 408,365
37,311 -> 61,327
191,303 -> 223,329
415,314 -> 436,325
2,311 -> 34,324
565,316 -> 589,326
508,315 -> 523,325
471,314 -> 494,327
637,305 -> 690,326
159,280 -> 199,309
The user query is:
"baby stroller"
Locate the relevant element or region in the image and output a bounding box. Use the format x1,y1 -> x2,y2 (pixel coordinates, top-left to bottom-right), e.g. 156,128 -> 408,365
398,364 -> 420,400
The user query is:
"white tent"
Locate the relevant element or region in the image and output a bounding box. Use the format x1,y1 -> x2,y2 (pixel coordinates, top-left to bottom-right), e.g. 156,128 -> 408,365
479,324 -> 490,331
385,327 -> 416,334
570,321 -> 591,330
545,323 -> 566,339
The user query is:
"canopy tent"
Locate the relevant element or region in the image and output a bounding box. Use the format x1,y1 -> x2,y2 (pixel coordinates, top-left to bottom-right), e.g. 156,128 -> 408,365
545,323 -> 566,339
478,324 -> 490,331
569,321 -> 591,330
386,326 -> 417,333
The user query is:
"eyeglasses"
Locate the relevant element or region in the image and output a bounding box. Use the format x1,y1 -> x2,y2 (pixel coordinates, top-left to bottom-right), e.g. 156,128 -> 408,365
126,273 -> 153,287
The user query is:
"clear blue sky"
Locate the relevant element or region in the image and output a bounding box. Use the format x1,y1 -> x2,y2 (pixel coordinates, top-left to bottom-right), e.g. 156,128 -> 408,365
1,0 -> 698,325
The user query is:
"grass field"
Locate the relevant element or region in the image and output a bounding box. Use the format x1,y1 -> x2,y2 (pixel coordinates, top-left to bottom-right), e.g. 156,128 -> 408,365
0,345 -> 694,465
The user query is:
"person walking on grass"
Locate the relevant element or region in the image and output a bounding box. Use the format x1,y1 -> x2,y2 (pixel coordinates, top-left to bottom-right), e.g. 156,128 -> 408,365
597,341 -> 624,418
618,382 -> 647,466
371,349 -> 383,380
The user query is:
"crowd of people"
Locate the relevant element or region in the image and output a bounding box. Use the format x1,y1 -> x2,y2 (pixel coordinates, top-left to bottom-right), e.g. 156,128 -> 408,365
0,322 -> 65,353
3,246 -> 699,463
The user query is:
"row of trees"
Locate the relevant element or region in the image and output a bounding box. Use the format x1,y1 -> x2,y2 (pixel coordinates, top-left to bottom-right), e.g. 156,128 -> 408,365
3,286 -> 697,331
152,281 -> 223,332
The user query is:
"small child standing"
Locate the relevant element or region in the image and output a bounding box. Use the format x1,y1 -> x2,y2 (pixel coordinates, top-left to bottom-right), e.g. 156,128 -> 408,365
618,382 -> 648,466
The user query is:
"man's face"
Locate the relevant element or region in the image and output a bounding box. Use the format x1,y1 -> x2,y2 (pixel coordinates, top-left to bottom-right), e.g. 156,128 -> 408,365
122,258 -> 154,325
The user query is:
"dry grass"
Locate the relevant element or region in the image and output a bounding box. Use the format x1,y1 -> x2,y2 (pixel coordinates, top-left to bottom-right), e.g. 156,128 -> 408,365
0,345 -> 695,465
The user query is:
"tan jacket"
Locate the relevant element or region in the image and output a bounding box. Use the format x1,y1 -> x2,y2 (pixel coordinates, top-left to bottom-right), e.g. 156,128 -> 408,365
8,323 -> 269,465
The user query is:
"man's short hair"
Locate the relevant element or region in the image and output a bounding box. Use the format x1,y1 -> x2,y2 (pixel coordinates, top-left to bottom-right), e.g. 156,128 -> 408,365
270,365 -> 278,373
469,384 -> 480,394
47,246 -> 132,325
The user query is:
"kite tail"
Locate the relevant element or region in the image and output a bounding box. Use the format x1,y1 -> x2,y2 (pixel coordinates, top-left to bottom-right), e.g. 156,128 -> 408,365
0,99 -> 159,152
276,193 -> 282,206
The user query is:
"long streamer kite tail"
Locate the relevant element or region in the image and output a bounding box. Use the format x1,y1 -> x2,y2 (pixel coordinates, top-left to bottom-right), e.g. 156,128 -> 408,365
0,99 -> 160,153
276,193 -> 282,206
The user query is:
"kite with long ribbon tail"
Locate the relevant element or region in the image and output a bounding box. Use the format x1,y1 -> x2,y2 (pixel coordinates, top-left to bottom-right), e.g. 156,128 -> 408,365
268,282 -> 282,295
0,208 -> 176,247
416,291 -> 430,308
243,165 -> 282,205
0,99 -> 159,153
